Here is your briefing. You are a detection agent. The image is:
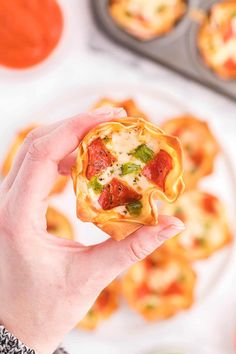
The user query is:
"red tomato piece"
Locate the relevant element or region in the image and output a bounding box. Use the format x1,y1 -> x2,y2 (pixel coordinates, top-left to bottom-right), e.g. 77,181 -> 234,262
86,138 -> 116,180
224,58 -> 236,71
163,282 -> 183,296
142,150 -> 173,190
98,178 -> 141,210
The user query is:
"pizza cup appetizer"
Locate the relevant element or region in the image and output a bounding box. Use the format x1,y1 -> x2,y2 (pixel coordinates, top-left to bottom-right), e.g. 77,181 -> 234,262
198,1 -> 236,80
1,125 -> 69,195
46,207 -> 74,240
109,0 -> 187,40
78,280 -> 120,330
122,249 -> 196,321
93,97 -> 149,120
72,117 -> 184,241
162,115 -> 219,189
161,190 -> 232,261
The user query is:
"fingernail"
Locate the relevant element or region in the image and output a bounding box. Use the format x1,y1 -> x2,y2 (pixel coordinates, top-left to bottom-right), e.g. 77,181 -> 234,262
158,224 -> 185,242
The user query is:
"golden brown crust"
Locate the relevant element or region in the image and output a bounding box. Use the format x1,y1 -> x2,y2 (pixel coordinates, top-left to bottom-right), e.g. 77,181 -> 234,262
160,190 -> 232,261
72,117 -> 184,241
197,1 -> 236,80
46,206 -> 74,240
109,0 -> 187,40
122,249 -> 196,321
161,115 -> 219,189
1,125 -> 69,195
78,280 -> 120,330
93,97 -> 149,120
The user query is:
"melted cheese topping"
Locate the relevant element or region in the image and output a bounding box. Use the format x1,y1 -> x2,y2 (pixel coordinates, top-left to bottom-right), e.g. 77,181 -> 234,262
212,38 -> 236,65
127,0 -> 181,23
147,262 -> 181,292
88,128 -> 161,211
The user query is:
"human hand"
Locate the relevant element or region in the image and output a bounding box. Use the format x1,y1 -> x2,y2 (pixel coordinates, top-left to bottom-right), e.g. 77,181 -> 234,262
0,107 -> 185,354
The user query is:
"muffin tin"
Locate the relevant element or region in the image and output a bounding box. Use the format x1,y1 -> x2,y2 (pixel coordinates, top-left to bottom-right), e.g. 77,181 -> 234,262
91,0 -> 236,101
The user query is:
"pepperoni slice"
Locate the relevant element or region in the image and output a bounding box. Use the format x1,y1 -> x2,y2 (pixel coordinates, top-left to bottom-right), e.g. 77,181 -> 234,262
98,178 -> 141,210
86,138 -> 116,180
202,194 -> 217,214
191,150 -> 203,166
163,282 -> 183,296
136,283 -> 150,300
142,150 -> 173,190
224,58 -> 236,71
223,24 -> 233,42
96,289 -> 110,311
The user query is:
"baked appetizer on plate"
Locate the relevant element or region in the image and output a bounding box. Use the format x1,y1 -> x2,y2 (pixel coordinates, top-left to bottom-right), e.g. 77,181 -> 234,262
122,249 -> 196,321
162,115 -> 219,189
109,0 -> 187,40
78,280 -> 120,330
198,1 -> 236,79
93,97 -> 149,120
46,207 -> 74,240
1,125 -> 69,195
72,117 -> 184,240
161,190 -> 232,260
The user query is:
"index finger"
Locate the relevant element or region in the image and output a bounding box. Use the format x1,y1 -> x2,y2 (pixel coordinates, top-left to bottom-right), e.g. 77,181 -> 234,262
10,107 -> 127,213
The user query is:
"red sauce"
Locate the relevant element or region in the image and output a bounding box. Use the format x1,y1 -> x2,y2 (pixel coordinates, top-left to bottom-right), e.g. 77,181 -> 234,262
0,0 -> 63,69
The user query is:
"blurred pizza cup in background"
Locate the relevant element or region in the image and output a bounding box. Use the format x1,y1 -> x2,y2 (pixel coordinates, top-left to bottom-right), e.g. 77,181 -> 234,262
198,1 -> 236,80
46,207 -> 74,240
160,190 -> 232,261
162,115 -> 219,190
109,0 -> 187,40
78,280 -> 120,330
72,117 -> 185,241
1,125 -> 69,195
93,97 -> 149,120
122,248 -> 196,321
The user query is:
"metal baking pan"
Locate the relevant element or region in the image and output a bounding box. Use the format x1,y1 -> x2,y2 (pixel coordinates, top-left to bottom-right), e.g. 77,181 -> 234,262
91,0 -> 236,101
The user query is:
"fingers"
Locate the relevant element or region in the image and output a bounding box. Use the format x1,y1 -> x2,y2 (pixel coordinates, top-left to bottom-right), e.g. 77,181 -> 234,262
58,152 -> 77,175
87,215 -> 185,286
10,108 -> 127,213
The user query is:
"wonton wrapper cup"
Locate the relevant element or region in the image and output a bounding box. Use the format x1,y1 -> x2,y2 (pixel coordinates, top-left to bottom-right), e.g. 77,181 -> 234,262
46,206 -> 74,240
122,249 -> 196,321
197,1 -> 236,80
109,0 -> 187,41
93,97 -> 149,120
78,280 -> 120,330
162,115 -> 219,190
72,118 -> 184,241
1,125 -> 69,195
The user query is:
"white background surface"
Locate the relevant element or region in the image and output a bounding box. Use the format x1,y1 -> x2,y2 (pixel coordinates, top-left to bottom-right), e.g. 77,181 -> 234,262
0,1 -> 236,353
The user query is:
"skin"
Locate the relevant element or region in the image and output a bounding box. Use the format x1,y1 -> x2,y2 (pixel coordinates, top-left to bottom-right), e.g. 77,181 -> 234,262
0,107 -> 185,354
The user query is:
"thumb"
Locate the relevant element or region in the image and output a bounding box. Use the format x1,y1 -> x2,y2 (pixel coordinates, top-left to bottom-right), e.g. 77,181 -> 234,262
88,215 -> 185,286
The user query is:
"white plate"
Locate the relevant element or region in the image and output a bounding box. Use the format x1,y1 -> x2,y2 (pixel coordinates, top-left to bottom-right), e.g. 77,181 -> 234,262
1,83 -> 236,354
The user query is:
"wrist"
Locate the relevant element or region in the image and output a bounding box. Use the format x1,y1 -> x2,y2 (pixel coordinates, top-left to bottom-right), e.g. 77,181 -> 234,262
0,314 -> 63,354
